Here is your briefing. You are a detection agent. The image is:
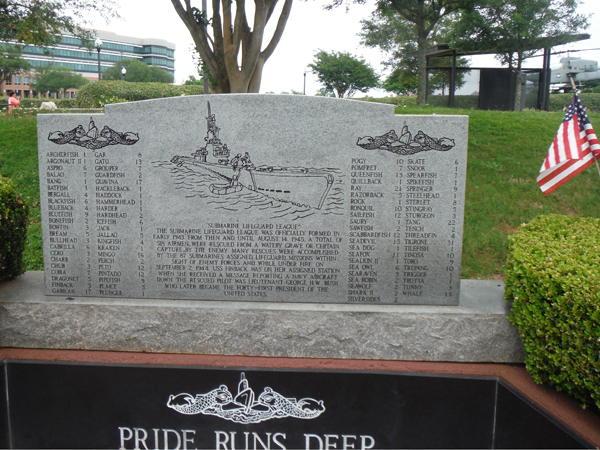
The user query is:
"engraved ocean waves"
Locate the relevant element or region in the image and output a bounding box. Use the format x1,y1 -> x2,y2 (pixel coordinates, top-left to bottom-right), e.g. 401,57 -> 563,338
153,160 -> 344,221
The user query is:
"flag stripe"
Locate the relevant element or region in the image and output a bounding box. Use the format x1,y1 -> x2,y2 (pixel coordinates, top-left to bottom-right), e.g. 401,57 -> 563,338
538,93 -> 599,194
537,154 -> 595,194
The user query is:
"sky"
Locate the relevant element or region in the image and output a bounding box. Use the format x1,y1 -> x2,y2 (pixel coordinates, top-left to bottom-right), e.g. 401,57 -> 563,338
94,0 -> 600,96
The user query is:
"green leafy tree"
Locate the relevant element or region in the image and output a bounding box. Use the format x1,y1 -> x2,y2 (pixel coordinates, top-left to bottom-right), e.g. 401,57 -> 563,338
381,67 -> 417,96
171,0 -> 293,93
32,65 -> 89,93
428,56 -> 469,95
101,59 -> 174,84
0,44 -> 30,85
450,0 -> 589,109
183,75 -> 204,86
360,9 -> 468,97
353,0 -> 476,105
0,0 -> 117,48
309,50 -> 379,98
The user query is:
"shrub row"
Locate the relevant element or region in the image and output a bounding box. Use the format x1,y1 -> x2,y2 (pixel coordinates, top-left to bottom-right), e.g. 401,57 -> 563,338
21,98 -> 77,109
426,95 -> 479,109
360,95 -> 478,108
74,81 -> 204,108
0,97 -> 77,110
505,214 -> 600,410
0,176 -> 29,281
357,96 -> 418,108
549,93 -> 600,111
360,93 -> 600,111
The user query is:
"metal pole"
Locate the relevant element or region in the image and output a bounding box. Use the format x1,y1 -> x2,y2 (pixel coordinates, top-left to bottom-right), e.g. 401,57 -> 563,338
97,48 -> 101,81
202,0 -> 209,94
304,72 -> 307,95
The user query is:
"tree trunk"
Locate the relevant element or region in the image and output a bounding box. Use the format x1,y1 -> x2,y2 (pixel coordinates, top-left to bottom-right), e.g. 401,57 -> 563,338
248,57 -> 265,93
514,52 -> 524,111
171,0 -> 292,94
416,29 -> 428,106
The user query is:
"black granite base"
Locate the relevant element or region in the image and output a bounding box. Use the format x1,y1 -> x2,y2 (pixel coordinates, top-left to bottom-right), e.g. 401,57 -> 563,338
0,360 -> 591,449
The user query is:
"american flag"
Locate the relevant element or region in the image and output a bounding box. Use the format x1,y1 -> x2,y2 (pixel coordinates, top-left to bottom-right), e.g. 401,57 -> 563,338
537,93 -> 600,195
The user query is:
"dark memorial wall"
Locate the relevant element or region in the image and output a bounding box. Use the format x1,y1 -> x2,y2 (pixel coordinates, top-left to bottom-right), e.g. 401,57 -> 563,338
0,361 -> 590,449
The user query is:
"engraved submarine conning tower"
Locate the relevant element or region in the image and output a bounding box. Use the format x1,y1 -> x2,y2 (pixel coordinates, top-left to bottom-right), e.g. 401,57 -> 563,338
193,102 -> 230,163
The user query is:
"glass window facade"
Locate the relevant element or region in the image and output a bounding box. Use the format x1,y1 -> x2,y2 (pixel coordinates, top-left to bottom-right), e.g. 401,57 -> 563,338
2,31 -> 175,89
143,45 -> 175,57
142,56 -> 175,68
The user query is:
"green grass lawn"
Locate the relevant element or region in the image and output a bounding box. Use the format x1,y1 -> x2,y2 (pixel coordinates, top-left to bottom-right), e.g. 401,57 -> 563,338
1,106 -> 599,278
0,112 -> 43,271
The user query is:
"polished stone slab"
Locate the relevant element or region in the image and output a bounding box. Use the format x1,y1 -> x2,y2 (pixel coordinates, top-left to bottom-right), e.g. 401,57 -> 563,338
0,272 -> 524,362
3,361 -> 590,449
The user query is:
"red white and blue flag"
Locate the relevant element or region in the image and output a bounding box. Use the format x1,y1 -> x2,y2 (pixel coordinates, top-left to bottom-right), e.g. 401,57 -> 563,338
537,93 -> 600,195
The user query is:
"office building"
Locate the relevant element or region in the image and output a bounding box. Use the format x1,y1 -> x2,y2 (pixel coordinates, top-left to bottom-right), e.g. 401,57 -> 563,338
1,29 -> 176,98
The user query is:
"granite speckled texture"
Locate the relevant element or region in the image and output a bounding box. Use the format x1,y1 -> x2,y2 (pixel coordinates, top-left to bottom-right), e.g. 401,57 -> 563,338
0,272 -> 524,362
38,95 -> 468,305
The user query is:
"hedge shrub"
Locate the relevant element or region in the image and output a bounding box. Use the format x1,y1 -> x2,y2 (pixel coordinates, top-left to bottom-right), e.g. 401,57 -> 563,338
0,176 -> 29,281
549,93 -> 600,111
74,81 -> 204,108
359,93 -> 600,111
0,97 -> 77,110
426,95 -> 479,109
505,214 -> 600,410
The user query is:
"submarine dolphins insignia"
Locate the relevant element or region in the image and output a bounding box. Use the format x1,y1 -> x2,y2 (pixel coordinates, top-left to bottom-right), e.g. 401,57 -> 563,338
48,117 -> 139,149
167,372 -> 326,424
357,123 -> 455,155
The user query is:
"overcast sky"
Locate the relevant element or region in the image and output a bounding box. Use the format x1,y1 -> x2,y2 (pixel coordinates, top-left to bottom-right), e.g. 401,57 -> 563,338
95,0 -> 600,96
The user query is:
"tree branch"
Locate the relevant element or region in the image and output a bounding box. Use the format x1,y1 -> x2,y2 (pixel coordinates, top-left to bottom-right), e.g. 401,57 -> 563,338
261,0 -> 293,61
170,0 -> 218,74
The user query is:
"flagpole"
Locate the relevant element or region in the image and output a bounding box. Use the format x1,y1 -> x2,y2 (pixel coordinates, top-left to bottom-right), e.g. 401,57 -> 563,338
570,76 -> 600,180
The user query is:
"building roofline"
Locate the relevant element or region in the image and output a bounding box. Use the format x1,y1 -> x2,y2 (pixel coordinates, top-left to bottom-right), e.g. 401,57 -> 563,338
91,29 -> 176,51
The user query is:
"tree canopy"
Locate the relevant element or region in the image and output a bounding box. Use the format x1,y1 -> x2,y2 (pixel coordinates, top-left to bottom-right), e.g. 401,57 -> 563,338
171,0 -> 292,93
451,0 -> 588,68
101,59 -> 174,84
450,0 -> 589,109
31,65 -> 89,93
360,7 -> 468,97
0,0 -> 118,48
0,45 -> 30,85
309,50 -> 379,98
357,0 -> 475,105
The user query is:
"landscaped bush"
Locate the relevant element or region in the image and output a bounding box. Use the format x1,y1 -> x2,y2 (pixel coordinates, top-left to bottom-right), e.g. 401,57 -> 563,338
356,96 -> 418,108
74,81 -> 204,108
505,214 -> 600,410
0,176 -> 29,281
426,95 -> 479,109
549,93 -> 600,111
1,97 -> 77,110
361,93 -> 600,111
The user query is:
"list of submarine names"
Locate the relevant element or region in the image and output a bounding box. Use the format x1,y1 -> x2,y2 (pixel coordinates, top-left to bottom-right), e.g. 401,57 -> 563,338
44,150 -> 462,303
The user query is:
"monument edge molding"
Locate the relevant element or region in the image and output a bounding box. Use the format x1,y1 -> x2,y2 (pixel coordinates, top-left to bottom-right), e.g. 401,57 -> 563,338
0,272 -> 524,363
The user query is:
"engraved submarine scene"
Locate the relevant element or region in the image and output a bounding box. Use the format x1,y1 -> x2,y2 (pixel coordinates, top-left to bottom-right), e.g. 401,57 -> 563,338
161,102 -> 343,220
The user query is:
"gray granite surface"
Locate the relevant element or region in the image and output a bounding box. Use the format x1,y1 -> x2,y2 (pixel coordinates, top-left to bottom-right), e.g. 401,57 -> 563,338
0,272 -> 525,362
38,95 -> 468,305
